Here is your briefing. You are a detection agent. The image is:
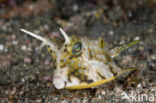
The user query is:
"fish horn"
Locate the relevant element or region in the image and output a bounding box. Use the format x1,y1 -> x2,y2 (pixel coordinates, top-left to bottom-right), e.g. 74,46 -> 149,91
20,29 -> 58,52
59,28 -> 70,44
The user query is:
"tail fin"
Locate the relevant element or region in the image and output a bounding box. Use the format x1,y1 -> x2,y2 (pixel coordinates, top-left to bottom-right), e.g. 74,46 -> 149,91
118,40 -> 140,53
110,40 -> 141,58
20,29 -> 58,52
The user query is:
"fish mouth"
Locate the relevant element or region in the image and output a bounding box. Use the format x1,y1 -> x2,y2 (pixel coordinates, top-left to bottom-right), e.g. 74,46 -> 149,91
53,68 -> 68,89
53,76 -> 65,89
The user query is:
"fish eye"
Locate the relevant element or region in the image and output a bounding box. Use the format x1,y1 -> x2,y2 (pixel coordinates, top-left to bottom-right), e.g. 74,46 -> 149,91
72,42 -> 82,55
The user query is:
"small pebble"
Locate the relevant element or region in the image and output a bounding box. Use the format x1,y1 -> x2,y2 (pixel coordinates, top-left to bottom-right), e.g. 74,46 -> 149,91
88,3 -> 95,8
134,36 -> 140,40
0,44 -> 4,51
119,40 -> 125,45
82,99 -> 88,103
73,4 -> 78,11
97,95 -> 102,99
48,32 -> 59,37
44,60 -> 50,66
44,25 -> 49,30
138,46 -> 144,51
95,89 -> 101,95
35,98 -> 42,103
12,40 -> 18,45
25,22 -> 30,26
141,82 -> 146,88
60,100 -> 68,103
24,57 -> 32,63
101,90 -> 106,95
1,26 -> 7,31
35,47 -> 40,51
46,82 -> 51,87
21,45 -> 27,51
19,91 -> 24,95
114,86 -> 122,94
27,46 -> 32,51
137,83 -> 142,88
128,11 -> 132,17
150,87 -> 156,92
108,30 -> 114,35
148,29 -> 153,33
151,54 -> 156,60
34,30 -> 40,34
44,76 -> 51,81
21,78 -> 25,83
4,48 -> 8,52
11,35 -> 16,39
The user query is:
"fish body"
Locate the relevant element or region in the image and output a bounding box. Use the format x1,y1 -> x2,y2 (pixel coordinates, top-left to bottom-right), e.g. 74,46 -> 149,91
21,28 -> 140,89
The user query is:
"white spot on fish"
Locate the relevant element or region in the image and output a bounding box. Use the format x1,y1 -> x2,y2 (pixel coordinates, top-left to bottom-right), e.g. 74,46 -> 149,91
79,69 -> 81,73
89,46 -> 92,49
68,65 -> 70,68
71,60 -> 74,64
78,64 -> 81,67
91,51 -> 94,55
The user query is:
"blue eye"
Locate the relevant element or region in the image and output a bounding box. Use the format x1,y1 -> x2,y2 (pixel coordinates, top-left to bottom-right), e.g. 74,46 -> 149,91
72,42 -> 82,55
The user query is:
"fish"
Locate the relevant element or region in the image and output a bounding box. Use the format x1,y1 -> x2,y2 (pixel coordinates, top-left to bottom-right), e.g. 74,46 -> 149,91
20,28 -> 140,89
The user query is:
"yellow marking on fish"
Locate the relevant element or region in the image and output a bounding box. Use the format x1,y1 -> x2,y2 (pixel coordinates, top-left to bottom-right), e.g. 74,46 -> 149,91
66,68 -> 137,89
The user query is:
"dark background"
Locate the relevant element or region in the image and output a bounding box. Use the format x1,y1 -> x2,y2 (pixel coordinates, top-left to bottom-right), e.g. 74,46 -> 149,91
0,0 -> 156,102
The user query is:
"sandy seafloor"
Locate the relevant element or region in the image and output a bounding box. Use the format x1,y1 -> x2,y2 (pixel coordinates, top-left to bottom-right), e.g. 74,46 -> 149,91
0,0 -> 156,103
